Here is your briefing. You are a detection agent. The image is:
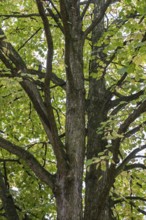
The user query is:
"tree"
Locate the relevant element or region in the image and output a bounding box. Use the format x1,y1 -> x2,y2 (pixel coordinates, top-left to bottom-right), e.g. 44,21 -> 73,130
0,0 -> 146,219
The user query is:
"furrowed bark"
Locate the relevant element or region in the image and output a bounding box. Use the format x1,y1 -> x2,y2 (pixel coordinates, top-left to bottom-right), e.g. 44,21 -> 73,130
54,1 -> 85,219
84,1 -> 115,219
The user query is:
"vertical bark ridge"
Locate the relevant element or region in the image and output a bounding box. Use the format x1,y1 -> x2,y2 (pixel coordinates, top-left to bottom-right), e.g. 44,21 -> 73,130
55,2 -> 85,219
84,0 -> 115,219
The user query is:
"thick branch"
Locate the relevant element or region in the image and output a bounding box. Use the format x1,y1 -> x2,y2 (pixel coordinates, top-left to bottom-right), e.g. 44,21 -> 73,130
0,137 -> 54,189
36,0 -> 53,106
124,163 -> 146,171
0,53 -> 14,72
59,0 -> 70,37
110,102 -> 127,116
26,69 -> 66,88
114,196 -> 146,205
36,0 -> 53,54
109,90 -> 144,116
115,144 -> 146,176
111,90 -> 144,108
50,72 -> 66,89
35,1 -> 68,173
113,194 -> 146,215
124,121 -> 146,138
0,69 -> 66,89
0,13 -> 49,18
118,99 -> 146,134
28,70 -> 66,89
0,159 -> 19,163
83,0 -> 112,38
21,79 -> 68,172
0,28 -> 67,173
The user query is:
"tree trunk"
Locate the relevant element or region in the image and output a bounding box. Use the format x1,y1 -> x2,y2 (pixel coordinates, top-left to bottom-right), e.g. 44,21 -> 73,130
55,2 -> 85,219
85,78 -> 115,220
55,175 -> 83,220
54,37 -> 85,219
84,0 -> 115,219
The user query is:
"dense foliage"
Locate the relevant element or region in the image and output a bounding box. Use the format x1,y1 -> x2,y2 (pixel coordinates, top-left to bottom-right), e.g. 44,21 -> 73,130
0,0 -> 146,219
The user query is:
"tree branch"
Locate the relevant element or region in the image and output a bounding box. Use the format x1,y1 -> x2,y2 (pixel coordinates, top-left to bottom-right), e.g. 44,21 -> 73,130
18,28 -> 41,51
124,163 -> 146,171
134,155 -> 146,159
115,72 -> 128,88
128,201 -> 146,215
0,159 -> 19,163
0,170 -> 19,220
36,0 -> 53,106
0,29 -> 26,71
48,0 -> 62,19
0,13 -> 49,18
0,53 -> 14,72
111,90 -> 144,108
35,2 -> 68,172
59,0 -> 70,37
45,0 -> 64,33
81,0 -> 92,20
50,72 -> 66,89
109,102 -> 127,116
113,194 -> 146,215
113,196 -> 146,205
124,121 -> 146,138
118,99 -> 146,134
109,89 -> 144,115
0,137 -> 55,189
111,97 -> 146,163
115,144 -> 146,176
0,69 -> 66,90
83,0 -> 112,38
0,28 -> 68,173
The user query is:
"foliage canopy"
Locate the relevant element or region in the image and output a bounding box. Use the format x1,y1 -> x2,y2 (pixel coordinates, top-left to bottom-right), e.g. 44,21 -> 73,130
0,0 -> 146,219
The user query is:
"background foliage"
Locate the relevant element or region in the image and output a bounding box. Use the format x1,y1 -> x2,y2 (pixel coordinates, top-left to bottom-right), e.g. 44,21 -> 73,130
0,0 -> 146,219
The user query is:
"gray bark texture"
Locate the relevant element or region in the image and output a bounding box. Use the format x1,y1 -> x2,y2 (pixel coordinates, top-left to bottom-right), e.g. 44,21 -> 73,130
84,1 -> 115,219
54,1 -> 85,219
